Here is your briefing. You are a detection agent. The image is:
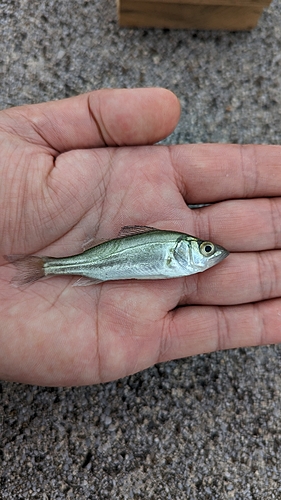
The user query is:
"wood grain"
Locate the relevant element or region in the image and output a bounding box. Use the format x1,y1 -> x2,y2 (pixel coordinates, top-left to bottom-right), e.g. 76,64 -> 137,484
118,0 -> 271,30
121,0 -> 271,5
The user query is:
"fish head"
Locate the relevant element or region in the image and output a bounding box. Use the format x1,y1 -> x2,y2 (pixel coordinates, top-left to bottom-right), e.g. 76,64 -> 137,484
174,236 -> 229,274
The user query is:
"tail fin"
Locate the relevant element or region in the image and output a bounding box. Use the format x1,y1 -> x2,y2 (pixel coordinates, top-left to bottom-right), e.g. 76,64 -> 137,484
4,255 -> 45,286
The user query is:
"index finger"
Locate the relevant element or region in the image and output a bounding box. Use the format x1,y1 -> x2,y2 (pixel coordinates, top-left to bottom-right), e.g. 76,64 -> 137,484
173,144 -> 281,202
0,88 -> 181,154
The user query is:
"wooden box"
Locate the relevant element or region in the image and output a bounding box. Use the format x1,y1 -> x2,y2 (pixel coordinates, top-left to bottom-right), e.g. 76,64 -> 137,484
117,0 -> 272,30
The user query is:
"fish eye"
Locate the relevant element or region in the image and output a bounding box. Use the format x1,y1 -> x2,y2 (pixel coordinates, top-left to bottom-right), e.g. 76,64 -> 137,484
200,241 -> 215,257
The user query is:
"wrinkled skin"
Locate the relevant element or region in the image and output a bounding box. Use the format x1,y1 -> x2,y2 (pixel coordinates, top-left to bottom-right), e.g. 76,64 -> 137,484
1,88 -> 281,386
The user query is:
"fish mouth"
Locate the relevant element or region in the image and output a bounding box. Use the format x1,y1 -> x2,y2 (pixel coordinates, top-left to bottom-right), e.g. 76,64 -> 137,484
202,246 -> 229,270
212,247 -> 229,264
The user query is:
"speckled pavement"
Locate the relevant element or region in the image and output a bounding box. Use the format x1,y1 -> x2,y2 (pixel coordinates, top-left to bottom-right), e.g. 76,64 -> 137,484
2,1 -> 281,498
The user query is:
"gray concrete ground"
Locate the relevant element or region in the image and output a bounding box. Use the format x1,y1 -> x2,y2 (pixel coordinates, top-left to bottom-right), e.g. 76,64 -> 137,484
1,0 -> 281,498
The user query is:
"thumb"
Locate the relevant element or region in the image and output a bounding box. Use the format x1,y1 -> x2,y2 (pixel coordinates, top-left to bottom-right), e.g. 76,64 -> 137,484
1,88 -> 181,153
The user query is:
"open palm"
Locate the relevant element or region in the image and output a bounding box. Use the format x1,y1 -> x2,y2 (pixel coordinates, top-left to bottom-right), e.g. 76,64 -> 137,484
1,88 -> 281,386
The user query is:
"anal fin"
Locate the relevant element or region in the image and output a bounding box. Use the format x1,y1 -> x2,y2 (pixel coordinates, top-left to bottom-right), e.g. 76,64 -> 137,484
72,277 -> 104,287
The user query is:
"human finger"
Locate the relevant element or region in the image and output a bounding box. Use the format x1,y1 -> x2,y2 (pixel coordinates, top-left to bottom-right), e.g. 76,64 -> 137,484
190,197 -> 281,252
172,144 -> 281,202
0,88 -> 180,153
160,298 -> 281,363
178,250 -> 281,306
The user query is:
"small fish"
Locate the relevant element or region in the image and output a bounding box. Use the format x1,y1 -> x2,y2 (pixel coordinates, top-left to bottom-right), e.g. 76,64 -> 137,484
5,225 -> 229,287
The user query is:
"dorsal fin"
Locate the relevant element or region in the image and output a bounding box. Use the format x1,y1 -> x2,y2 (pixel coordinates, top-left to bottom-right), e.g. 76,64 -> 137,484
118,225 -> 158,238
82,226 -> 159,251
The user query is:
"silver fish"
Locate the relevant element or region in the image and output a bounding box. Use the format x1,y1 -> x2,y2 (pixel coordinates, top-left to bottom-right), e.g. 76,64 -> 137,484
6,225 -> 229,286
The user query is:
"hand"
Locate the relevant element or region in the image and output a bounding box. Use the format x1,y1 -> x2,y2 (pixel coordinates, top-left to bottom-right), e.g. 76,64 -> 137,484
1,88 -> 280,386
